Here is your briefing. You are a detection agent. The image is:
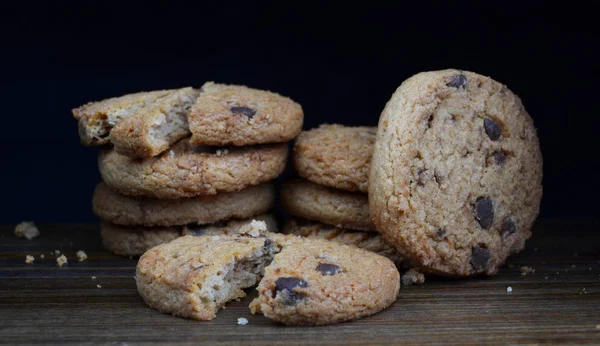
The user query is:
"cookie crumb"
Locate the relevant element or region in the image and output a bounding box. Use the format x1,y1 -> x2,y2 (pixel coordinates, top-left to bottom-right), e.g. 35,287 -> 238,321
25,255 -> 35,264
216,149 -> 229,157
168,150 -> 175,159
96,284 -> 102,289
596,324 -> 600,329
76,250 -> 88,262
520,266 -> 535,276
40,254 -> 44,259
54,250 -> 61,256
56,255 -> 68,267
401,268 -> 426,286
91,276 -> 96,280
238,220 -> 267,237
15,222 -> 40,240
237,317 -> 248,325
507,286 -> 513,293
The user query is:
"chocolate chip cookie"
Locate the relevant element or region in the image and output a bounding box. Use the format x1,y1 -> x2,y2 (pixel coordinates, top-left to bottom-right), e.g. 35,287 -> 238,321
293,124 -> 376,193
281,179 -> 374,231
99,138 -> 288,199
93,182 -> 274,227
73,87 -> 199,157
283,218 -> 405,267
369,69 -> 543,276
136,233 -> 279,320
188,82 -> 303,146
249,236 -> 400,325
102,215 -> 278,257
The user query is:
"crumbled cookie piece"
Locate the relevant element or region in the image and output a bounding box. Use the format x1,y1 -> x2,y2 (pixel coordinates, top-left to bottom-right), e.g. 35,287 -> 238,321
520,266 -> 535,276
56,255 -> 68,267
54,250 -> 61,256
76,250 -> 88,262
91,276 -> 97,280
40,254 -> 45,259
401,268 -> 425,286
216,149 -> 229,157
15,222 -> 40,240
238,220 -> 267,237
97,284 -> 102,289
507,286 -> 513,293
25,255 -> 35,264
237,317 -> 249,325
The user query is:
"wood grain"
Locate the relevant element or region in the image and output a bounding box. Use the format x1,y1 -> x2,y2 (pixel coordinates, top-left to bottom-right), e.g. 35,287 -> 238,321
1,220 -> 599,345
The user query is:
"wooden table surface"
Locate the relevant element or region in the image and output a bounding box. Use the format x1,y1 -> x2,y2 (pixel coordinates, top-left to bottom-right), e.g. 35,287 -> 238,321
1,219 -> 599,345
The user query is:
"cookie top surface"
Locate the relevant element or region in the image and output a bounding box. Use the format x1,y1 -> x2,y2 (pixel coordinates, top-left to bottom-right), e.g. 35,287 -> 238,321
369,69 -> 543,276
294,124 -> 376,193
99,138 -> 288,199
93,182 -> 274,227
283,218 -> 405,267
249,236 -> 400,325
281,179 -> 374,231
189,82 -> 303,146
73,88 -> 198,157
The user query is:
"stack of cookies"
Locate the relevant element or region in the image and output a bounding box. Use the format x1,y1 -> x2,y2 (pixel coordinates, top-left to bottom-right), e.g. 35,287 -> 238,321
281,124 -> 405,266
72,83 -> 303,256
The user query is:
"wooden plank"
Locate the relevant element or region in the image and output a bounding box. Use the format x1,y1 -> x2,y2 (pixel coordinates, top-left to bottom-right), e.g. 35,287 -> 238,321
0,220 -> 599,345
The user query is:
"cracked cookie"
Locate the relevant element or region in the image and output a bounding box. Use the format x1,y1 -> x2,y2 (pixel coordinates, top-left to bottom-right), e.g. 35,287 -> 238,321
369,69 -> 543,276
188,82 -> 303,146
293,124 -> 377,193
98,138 -> 288,199
73,87 -> 199,157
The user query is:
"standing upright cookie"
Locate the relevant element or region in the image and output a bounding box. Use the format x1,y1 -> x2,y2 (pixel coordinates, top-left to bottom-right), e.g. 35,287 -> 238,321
293,124 -> 376,193
188,82 -> 303,146
369,70 -> 542,276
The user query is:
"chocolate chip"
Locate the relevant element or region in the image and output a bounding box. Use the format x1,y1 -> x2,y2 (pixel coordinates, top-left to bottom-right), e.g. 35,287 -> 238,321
474,197 -> 494,229
274,277 -> 308,305
230,106 -> 256,118
492,151 -> 505,165
436,228 -> 446,238
263,238 -> 272,248
484,118 -> 501,141
471,246 -> 491,270
447,74 -> 467,88
316,263 -> 341,276
501,219 -> 517,236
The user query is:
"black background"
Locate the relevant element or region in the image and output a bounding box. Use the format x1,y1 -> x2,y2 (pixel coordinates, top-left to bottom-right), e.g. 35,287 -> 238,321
1,1 -> 598,223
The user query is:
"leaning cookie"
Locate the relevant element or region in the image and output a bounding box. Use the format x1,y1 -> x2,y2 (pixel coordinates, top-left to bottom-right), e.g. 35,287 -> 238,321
99,138 -> 288,199
294,124 -> 376,193
369,69 -> 543,276
249,236 -> 400,325
136,233 -> 279,320
188,82 -> 303,146
101,215 -> 278,257
73,87 -> 199,157
93,182 -> 274,227
282,218 -> 405,267
281,179 -> 374,231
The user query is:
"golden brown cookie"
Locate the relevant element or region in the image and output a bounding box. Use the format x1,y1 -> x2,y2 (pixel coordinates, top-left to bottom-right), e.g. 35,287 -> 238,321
188,82 -> 303,146
293,124 -> 376,193
369,69 -> 543,276
99,138 -> 288,199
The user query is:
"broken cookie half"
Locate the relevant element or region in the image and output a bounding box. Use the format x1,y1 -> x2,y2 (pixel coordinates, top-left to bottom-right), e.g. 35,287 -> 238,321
72,87 -> 199,158
135,231 -> 400,325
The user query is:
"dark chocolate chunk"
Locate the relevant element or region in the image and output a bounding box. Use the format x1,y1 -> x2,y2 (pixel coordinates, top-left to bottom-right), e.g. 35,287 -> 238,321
471,246 -> 491,270
316,263 -> 341,276
274,277 -> 308,305
492,151 -> 505,165
447,74 -> 467,88
230,106 -> 257,118
436,228 -> 447,238
484,118 -> 501,141
501,219 -> 517,236
474,197 -> 494,229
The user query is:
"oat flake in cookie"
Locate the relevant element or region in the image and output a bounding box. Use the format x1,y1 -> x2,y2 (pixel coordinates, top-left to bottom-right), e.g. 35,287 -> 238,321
369,69 -> 542,276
